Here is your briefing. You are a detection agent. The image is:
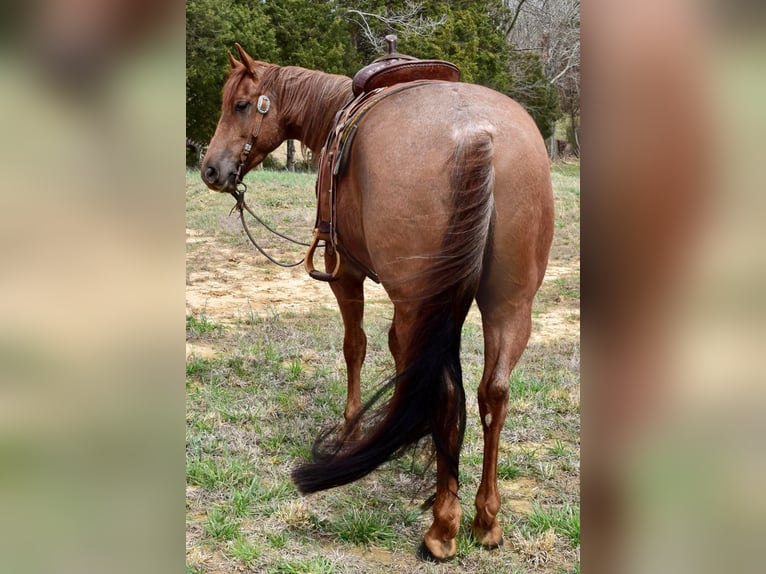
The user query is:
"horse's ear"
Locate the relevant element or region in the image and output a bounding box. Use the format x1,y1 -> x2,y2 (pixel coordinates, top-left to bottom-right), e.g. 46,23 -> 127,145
234,43 -> 258,76
228,51 -> 241,70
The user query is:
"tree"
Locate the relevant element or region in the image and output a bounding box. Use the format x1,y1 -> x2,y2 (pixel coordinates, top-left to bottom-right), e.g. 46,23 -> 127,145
338,1 -> 513,90
344,1 -> 447,57
503,0 -> 580,151
506,50 -> 559,140
186,0 -> 278,144
262,0 -> 361,74
338,1 -> 557,135
186,1 -> 569,153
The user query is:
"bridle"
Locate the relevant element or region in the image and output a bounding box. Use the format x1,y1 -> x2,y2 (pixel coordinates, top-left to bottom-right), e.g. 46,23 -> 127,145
228,94 -> 310,268
233,94 -> 271,192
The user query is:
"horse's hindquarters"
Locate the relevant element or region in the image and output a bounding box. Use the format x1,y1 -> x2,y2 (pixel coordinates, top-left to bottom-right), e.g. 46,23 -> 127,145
340,81 -> 553,300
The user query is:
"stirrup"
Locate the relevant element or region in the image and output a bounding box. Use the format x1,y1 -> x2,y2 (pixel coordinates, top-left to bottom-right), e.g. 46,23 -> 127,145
304,229 -> 341,282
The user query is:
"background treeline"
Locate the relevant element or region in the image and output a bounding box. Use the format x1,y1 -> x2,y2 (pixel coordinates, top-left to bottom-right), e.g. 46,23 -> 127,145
186,0 -> 579,161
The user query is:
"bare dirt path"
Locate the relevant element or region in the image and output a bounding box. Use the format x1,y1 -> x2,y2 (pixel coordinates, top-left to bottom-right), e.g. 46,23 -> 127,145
186,226 -> 579,349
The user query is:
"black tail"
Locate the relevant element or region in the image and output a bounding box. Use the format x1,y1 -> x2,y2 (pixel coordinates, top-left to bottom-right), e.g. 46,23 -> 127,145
292,129 -> 496,493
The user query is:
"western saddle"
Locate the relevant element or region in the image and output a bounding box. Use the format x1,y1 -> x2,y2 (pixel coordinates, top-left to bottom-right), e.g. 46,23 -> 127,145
305,35 -> 461,282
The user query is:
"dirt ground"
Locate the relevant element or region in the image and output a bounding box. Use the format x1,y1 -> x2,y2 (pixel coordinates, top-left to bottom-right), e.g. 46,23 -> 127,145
187,143 -> 579,344
186,227 -> 580,356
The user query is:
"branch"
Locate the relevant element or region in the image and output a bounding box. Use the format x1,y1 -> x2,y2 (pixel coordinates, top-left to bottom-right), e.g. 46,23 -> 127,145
346,9 -> 381,51
548,39 -> 580,86
345,3 -> 447,52
505,0 -> 530,38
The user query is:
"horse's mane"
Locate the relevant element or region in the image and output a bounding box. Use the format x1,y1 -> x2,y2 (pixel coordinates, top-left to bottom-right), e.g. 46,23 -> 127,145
264,66 -> 353,153
224,63 -> 353,154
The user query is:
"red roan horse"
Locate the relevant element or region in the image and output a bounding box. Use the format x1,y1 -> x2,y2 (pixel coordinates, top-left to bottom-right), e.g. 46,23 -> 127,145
202,44 -> 554,561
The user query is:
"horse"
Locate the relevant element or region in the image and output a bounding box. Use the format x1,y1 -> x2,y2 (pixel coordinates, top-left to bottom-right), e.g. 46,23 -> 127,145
201,43 -> 554,561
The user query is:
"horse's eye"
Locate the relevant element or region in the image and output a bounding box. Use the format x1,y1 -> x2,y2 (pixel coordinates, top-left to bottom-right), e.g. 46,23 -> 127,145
234,101 -> 250,113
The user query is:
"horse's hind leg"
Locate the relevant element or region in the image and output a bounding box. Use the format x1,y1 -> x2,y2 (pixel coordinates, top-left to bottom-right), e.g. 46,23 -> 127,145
472,292 -> 534,548
328,264 -> 367,435
421,403 -> 463,561
388,304 -> 463,561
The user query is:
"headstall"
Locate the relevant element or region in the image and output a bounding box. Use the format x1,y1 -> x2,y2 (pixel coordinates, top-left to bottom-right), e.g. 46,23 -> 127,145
228,94 -> 310,269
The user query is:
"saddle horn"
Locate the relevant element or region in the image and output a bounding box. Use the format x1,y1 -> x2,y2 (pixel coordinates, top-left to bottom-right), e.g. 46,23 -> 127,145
385,34 -> 398,55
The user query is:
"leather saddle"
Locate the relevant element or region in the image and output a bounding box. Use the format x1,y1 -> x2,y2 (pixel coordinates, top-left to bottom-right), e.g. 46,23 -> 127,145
352,35 -> 460,96
305,35 -> 461,283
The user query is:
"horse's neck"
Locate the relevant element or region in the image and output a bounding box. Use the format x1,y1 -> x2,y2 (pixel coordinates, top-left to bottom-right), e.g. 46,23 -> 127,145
277,67 -> 353,154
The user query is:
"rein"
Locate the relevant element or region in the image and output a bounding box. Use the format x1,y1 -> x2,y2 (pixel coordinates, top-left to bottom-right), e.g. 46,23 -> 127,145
228,188 -> 309,268
229,94 -> 310,268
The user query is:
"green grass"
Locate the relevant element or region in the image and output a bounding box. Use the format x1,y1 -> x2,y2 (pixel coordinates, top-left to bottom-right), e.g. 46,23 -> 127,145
498,459 -> 523,480
550,160 -> 580,185
205,508 -> 240,541
527,503 -> 580,547
187,455 -> 256,490
186,161 -> 580,573
268,530 -> 290,549
229,538 -> 263,565
185,355 -> 212,378
549,440 -> 568,458
186,313 -> 221,337
326,506 -> 397,546
268,556 -> 336,574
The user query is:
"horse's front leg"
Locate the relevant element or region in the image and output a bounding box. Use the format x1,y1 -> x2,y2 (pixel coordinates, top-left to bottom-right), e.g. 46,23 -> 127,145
327,260 -> 367,436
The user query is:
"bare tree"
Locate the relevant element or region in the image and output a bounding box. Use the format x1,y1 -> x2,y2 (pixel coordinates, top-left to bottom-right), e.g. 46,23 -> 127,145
504,0 -> 580,153
345,2 -> 447,53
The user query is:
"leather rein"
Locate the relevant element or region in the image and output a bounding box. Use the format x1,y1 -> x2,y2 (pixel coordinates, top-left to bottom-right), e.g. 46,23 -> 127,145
228,94 -> 310,268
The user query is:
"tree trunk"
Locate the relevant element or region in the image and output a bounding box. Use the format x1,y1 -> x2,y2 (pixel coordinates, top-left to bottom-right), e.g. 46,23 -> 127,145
570,111 -> 580,157
286,140 -> 296,172
548,135 -> 558,160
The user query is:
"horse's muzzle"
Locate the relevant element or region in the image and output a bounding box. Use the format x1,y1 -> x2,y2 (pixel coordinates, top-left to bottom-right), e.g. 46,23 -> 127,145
202,164 -> 219,186
201,162 -> 236,192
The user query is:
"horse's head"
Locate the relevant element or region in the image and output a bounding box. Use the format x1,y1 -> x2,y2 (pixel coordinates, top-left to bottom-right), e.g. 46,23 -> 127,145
201,44 -> 285,193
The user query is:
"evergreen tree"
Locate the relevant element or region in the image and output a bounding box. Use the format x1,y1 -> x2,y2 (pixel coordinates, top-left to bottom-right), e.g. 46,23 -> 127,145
262,0 -> 362,74
186,0 -> 278,143
507,50 -> 560,140
186,1 -> 561,146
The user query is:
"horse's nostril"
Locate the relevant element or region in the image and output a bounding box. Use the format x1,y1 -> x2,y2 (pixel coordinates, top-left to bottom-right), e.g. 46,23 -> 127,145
204,165 -> 218,184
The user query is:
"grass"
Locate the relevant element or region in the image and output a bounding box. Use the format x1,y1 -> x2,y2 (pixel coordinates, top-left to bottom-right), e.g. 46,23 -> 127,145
229,538 -> 263,564
326,506 -> 397,546
186,314 -> 220,337
268,556 -> 336,574
205,508 -> 240,541
527,503 -> 580,547
186,161 -> 579,573
186,455 -> 256,490
498,459 -> 523,480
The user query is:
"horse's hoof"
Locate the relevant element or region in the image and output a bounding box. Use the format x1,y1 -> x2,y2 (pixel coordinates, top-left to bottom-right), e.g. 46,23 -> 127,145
481,535 -> 503,550
416,541 -> 456,563
472,520 -> 504,549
